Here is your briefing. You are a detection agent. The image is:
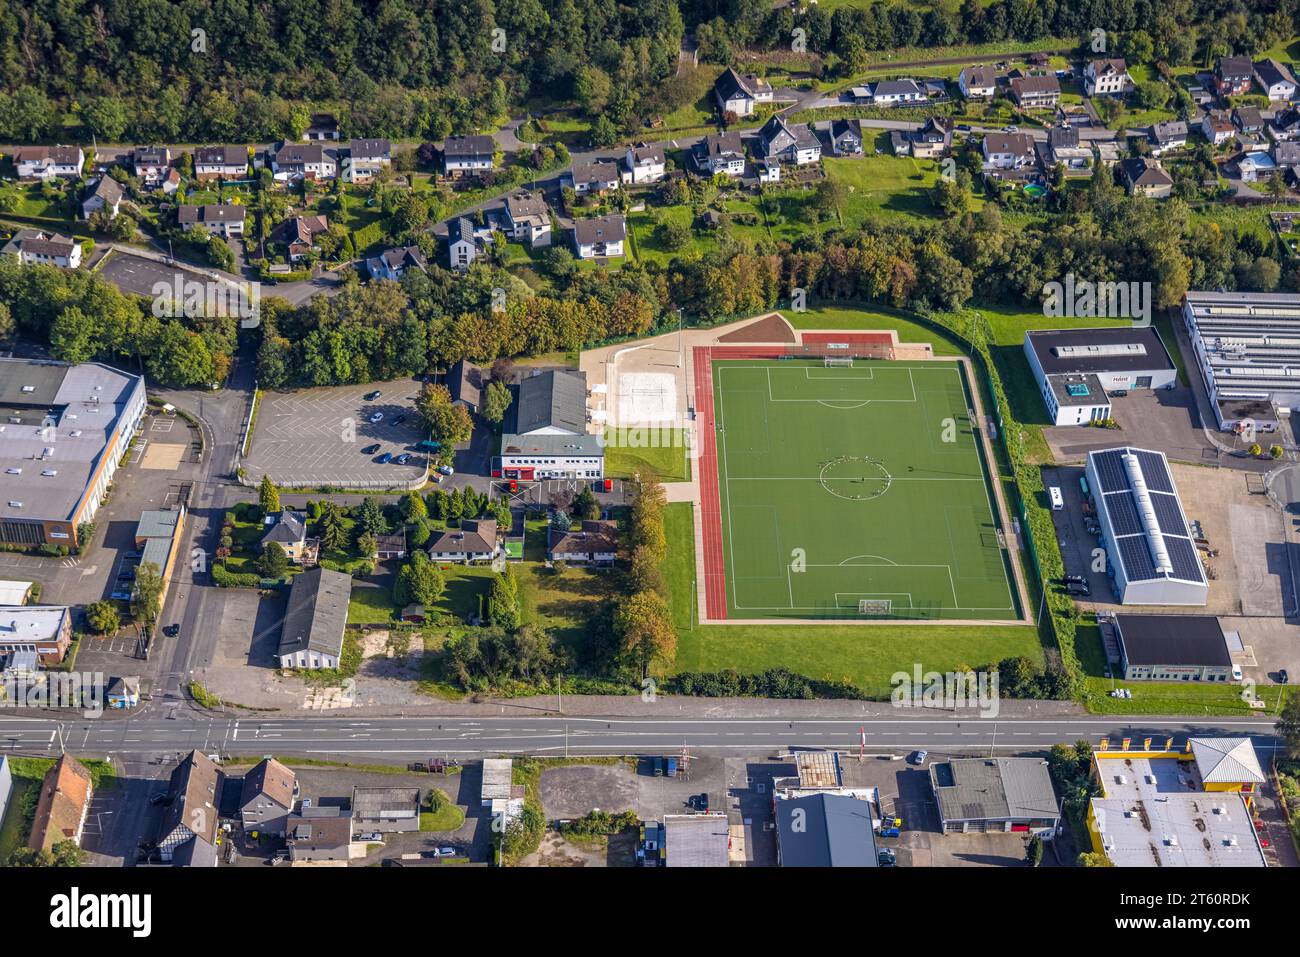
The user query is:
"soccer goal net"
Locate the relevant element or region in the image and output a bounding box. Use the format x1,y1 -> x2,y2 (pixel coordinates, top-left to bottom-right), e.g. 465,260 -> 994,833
858,599 -> 892,614
824,356 -> 854,368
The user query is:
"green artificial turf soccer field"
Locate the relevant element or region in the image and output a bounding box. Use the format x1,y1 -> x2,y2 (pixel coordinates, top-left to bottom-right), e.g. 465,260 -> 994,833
712,359 -> 1019,621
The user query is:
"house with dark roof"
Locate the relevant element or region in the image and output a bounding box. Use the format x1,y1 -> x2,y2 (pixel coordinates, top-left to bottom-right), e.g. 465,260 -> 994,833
1216,55 -> 1255,96
1009,74 -> 1060,108
1202,110 -> 1237,146
1234,106 -> 1265,133
547,519 -> 618,564
714,67 -> 773,117
132,146 -> 172,186
443,135 -> 495,178
981,132 -> 1036,171
907,116 -> 952,159
178,203 -> 246,238
1045,124 -> 1091,173
497,369 -> 603,480
692,132 -> 746,177
930,758 -> 1060,834
374,531 -> 407,560
193,145 -> 248,181
276,567 -> 351,669
503,191 -> 552,246
344,138 -> 391,183
366,244 -> 428,281
775,793 -> 877,867
286,806 -> 353,862
446,216 -> 482,271
428,518 -> 500,564
1148,119 -> 1188,155
158,750 -> 224,863
81,176 -> 123,221
448,359 -> 483,413
756,115 -> 821,165
870,78 -> 928,106
958,65 -> 996,99
1269,107 -> 1300,141
14,145 -> 84,180
824,119 -> 864,157
271,215 -> 330,262
1119,156 -> 1174,198
303,113 -> 340,141
624,143 -> 666,183
28,755 -> 93,853
1,229 -> 82,269
1254,58 -> 1297,101
239,757 -> 297,836
565,160 -> 621,194
1085,58 -> 1132,96
572,214 -> 625,259
260,509 -> 316,565
1113,614 -> 1235,681
272,142 -> 337,182
512,370 -> 586,435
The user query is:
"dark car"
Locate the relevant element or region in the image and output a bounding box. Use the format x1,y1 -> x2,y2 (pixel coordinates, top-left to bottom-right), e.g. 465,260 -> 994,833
688,793 -> 710,812
1109,389 -> 1128,398
391,414 -> 407,426
163,624 -> 180,638
1067,581 -> 1091,597
361,443 -> 380,455
1063,575 -> 1088,586
364,390 -> 382,401
395,453 -> 412,465
376,452 -> 392,464
878,848 -> 897,867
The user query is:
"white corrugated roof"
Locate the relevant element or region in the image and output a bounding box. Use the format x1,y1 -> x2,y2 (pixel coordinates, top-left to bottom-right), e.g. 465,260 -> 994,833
1190,737 -> 1265,784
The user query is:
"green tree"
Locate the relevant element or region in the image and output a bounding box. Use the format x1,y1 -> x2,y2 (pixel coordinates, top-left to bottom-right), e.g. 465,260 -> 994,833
355,531 -> 378,558
1278,693 -> 1300,759
614,590 -> 677,676
489,565 -> 521,630
317,501 -> 348,551
355,496 -> 388,535
482,379 -> 512,426
50,306 -> 99,364
132,561 -> 165,631
1026,834 -> 1043,867
85,600 -> 121,637
257,541 -> 289,578
414,383 -> 473,453
258,475 -> 280,515
399,490 -> 427,523
394,551 -> 445,607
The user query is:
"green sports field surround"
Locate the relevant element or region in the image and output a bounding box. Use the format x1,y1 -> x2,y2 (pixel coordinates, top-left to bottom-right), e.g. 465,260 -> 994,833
712,359 -> 1019,621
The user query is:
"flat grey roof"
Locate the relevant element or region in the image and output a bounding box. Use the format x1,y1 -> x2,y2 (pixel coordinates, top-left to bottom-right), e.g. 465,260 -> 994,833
1115,614 -> 1229,666
664,814 -> 731,867
1026,327 -> 1176,376
931,758 -> 1059,824
500,433 -> 603,457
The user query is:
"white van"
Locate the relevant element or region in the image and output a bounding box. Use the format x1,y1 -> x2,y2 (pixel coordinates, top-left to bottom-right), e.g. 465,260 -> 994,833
1049,486 -> 1064,510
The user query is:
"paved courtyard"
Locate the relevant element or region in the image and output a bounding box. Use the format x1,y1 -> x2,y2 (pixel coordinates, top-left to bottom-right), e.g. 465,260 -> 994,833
244,379 -> 429,487
96,250 -> 216,299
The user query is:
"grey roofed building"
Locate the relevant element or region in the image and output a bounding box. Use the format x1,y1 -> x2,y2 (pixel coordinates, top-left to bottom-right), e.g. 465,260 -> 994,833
261,509 -> 307,547
177,203 -> 246,225
158,750 -> 225,861
1275,140 -> 1300,166
930,758 -> 1060,833
1120,156 -> 1174,188
775,793 -> 877,866
276,566 -> 351,667
239,757 -> 297,836
568,159 -> 620,189
572,214 -> 626,247
1149,119 -> 1188,146
512,369 -> 587,435
170,836 -> 218,867
427,517 -> 498,560
1189,737 -> 1265,785
1024,327 -> 1176,378
193,145 -> 248,167
86,175 -> 123,205
351,786 -> 421,831
1255,58 -> 1297,92
286,806 -> 353,861
349,138 -> 391,159
443,134 -> 495,158
448,358 -> 483,412
1113,614 -> 1232,675
663,813 -> 730,867
498,432 -> 604,457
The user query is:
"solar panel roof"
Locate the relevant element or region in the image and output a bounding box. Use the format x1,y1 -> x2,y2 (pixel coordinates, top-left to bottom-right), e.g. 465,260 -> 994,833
1105,492 -> 1143,535
1117,535 -> 1157,580
1094,450 -> 1130,493
1150,492 -> 1188,537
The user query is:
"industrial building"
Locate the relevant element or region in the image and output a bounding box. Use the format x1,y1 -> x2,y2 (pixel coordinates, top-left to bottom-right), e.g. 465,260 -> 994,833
663,813 -> 731,867
1182,289 -> 1300,430
1023,327 -> 1177,425
930,758 -> 1061,834
496,370 -> 603,480
774,792 -> 878,867
1084,447 -> 1208,605
1088,738 -> 1267,866
0,359 -> 146,549
1112,614 -> 1236,681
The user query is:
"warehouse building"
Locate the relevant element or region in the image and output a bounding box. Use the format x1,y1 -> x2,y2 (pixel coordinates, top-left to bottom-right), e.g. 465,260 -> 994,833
1084,447 -> 1208,605
1182,289 -> 1300,431
496,370 -> 603,480
0,359 -> 145,549
1112,614 -> 1236,682
1023,327 -> 1177,425
774,792 -> 878,866
930,758 -> 1060,834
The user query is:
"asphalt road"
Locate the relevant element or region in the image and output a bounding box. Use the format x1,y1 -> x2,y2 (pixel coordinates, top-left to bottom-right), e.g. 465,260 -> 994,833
0,715 -> 1282,760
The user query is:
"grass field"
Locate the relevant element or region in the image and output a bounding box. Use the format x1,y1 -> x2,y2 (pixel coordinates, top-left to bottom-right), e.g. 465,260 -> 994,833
711,359 -> 1018,621
604,429 -> 691,483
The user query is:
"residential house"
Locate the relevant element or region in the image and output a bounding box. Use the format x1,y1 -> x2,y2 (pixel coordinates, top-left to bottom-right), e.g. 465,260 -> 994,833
1234,107 -> 1265,134
1269,107 -> 1300,141
273,142 -> 337,182
352,787 -> 421,833
1217,56 -> 1256,96
271,215 -> 330,262
908,117 -> 952,159
1085,58 -> 1132,96
366,244 -> 428,282
285,807 -> 353,862
981,132 -> 1036,170
547,520 -> 618,565
443,135 -> 495,178
303,113 -> 340,141
1045,124 -> 1092,173
1,230 -> 82,269
1009,74 -> 1060,109
1255,58 -> 1297,101
0,606 -> 74,664
160,168 -> 181,194
758,158 -> 781,184
448,358 -> 483,413
239,757 -> 297,837
276,567 -> 351,669
1148,119 -> 1188,155
260,509 -> 316,565
1119,157 -> 1175,198
157,750 -> 224,863
566,160 -> 621,194
503,191 -> 552,247
624,144 -> 666,184
1238,151 -> 1278,183
446,216 -> 482,271
572,214 -> 625,259
756,115 -> 821,165
1201,110 -> 1237,146
825,119 -> 864,157
373,532 -> 407,560
178,203 -> 246,238
13,146 -> 84,180
714,67 -> 773,117
1273,139 -> 1300,178
693,132 -> 746,177
1095,141 -> 1123,166
193,145 -> 248,181
958,65 -> 997,99
28,755 -> 93,854
870,78 -> 927,106
428,518 -> 500,564
344,138 -> 391,184
132,146 -> 172,187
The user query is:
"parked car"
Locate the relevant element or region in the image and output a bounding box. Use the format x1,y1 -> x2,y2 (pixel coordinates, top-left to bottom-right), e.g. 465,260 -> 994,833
878,823 -> 901,838
376,452 -> 392,464
653,757 -> 665,776
368,411 -> 384,423
688,793 -> 710,812
1110,389 -> 1128,398
878,848 -> 897,866
149,792 -> 170,805
436,846 -> 457,857
1067,581 -> 1091,597
437,464 -> 454,476
391,414 -> 407,426
358,832 -> 384,842
364,390 -> 382,401
163,624 -> 180,637
394,453 -> 412,465
361,443 -> 380,454
909,750 -> 928,765
1063,575 -> 1088,586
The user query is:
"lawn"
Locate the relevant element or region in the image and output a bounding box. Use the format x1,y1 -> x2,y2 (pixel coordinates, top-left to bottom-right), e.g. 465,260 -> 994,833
783,301 -> 966,356
711,358 -> 1018,621
662,503 -> 1042,694
348,584 -> 398,624
419,788 -> 467,832
825,146 -> 948,225
604,428 -> 691,483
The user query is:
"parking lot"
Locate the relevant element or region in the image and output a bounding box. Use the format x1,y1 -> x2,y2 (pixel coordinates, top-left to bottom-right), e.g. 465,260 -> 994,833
1043,386 -> 1219,467
95,250 -> 217,299
244,379 -> 430,488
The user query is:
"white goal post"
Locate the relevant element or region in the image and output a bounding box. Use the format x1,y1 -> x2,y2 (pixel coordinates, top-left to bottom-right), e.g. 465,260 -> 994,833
858,599 -> 892,614
824,356 -> 854,368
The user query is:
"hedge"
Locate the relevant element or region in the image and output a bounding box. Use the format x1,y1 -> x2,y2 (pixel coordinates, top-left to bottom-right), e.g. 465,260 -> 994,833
211,562 -> 260,588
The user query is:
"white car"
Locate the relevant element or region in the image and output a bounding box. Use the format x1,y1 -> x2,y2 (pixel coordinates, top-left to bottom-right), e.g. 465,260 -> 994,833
369,412 -> 384,423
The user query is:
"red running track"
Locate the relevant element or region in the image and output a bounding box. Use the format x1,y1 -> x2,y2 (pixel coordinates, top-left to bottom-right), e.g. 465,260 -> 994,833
692,345 -> 793,621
